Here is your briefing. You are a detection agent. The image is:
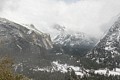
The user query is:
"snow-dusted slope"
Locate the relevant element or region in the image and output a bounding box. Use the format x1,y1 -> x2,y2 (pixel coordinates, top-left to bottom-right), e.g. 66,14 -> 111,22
54,31 -> 94,46
52,24 -> 97,56
53,24 -> 95,46
86,17 -> 120,68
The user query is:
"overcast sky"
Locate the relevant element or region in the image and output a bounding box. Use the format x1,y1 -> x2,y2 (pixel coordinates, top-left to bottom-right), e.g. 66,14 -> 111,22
0,0 -> 120,38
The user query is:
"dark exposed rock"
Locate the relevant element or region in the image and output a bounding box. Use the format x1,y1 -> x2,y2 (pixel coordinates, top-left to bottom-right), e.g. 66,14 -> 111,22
0,18 -> 53,78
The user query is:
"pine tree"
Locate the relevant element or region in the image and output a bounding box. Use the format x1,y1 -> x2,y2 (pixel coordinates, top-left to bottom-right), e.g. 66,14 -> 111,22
0,56 -> 31,80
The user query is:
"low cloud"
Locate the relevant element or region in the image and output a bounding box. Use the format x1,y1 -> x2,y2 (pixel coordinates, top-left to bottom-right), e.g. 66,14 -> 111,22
0,0 -> 9,11
0,0 -> 120,38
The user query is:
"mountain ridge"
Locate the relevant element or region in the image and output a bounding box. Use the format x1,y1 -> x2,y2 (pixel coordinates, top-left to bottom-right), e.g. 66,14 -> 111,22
52,24 -> 97,56
86,17 -> 120,69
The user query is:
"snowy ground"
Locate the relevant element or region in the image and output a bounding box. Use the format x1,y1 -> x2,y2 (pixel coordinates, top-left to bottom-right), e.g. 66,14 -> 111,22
32,61 -> 84,76
32,61 -> 120,76
95,68 -> 120,76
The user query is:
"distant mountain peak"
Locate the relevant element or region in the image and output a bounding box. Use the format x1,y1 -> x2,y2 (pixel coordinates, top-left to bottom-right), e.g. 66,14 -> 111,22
52,24 -> 66,32
51,24 -> 97,56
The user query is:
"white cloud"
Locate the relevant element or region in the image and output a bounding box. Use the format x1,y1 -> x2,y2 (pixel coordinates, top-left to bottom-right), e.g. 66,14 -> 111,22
0,0 -> 120,38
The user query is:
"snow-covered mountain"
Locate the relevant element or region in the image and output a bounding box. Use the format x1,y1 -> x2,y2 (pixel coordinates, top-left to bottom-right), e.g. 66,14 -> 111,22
52,24 -> 97,56
0,17 -> 55,79
1,18 -> 120,80
86,17 -> 120,69
0,18 -> 90,79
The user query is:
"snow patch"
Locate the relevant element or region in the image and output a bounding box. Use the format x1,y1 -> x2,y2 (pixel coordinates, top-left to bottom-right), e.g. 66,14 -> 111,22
95,68 -> 120,76
32,61 -> 84,76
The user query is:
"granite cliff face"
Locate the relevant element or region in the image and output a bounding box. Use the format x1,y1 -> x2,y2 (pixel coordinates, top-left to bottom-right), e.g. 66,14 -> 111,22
0,18 -> 54,77
0,18 -> 53,56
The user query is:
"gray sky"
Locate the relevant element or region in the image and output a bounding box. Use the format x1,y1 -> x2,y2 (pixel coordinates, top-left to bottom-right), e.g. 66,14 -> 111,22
0,0 -> 120,38
57,0 -> 80,3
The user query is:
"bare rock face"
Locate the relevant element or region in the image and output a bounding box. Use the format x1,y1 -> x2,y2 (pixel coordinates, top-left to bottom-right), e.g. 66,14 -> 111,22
52,24 -> 97,56
0,18 -> 53,55
0,18 -> 53,76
